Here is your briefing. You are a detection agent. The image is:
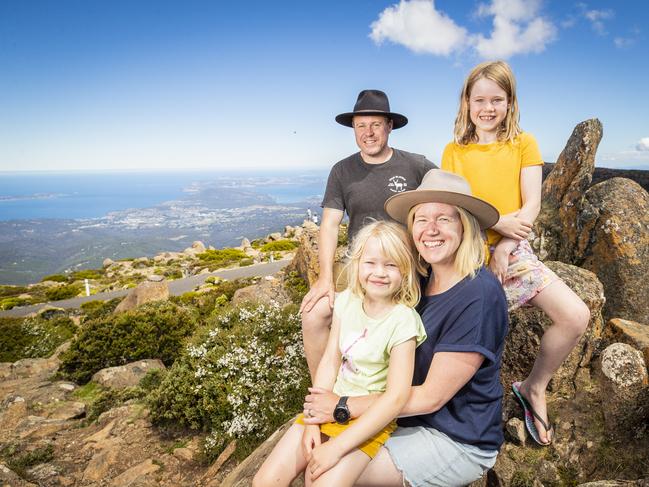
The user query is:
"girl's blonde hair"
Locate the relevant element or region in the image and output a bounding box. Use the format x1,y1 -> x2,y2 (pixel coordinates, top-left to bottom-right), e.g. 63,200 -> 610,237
407,204 -> 485,279
345,220 -> 420,307
453,60 -> 521,145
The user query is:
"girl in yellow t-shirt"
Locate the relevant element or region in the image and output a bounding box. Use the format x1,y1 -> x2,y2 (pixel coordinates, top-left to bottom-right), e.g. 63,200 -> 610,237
254,220 -> 426,487
442,61 -> 590,446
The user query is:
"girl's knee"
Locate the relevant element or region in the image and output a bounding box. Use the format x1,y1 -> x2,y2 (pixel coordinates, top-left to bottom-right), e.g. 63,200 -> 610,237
559,299 -> 590,337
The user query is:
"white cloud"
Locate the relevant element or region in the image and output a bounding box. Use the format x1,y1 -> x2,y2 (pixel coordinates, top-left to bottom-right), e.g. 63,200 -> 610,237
614,36 -> 635,48
636,137 -> 649,152
369,0 -> 468,56
370,0 -> 557,60
581,6 -> 614,35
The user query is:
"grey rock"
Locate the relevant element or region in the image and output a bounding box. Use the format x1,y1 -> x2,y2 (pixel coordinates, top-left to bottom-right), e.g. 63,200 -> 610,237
92,359 -> 166,389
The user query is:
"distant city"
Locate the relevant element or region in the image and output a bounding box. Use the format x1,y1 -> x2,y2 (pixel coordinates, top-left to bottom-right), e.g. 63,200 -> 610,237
0,173 -> 327,285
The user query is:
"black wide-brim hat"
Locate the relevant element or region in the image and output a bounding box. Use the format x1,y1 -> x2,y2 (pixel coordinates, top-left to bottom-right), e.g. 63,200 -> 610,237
335,89 -> 408,129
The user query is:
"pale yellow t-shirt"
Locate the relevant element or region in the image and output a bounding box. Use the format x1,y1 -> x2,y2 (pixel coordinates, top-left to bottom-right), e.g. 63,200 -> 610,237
332,289 -> 427,397
441,132 -> 543,247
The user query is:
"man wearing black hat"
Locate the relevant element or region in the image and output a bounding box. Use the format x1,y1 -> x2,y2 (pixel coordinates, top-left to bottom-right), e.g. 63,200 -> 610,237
300,89 -> 436,378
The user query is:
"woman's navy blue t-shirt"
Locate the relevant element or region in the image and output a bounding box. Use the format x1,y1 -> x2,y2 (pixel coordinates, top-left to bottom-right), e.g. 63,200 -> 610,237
397,267 -> 508,451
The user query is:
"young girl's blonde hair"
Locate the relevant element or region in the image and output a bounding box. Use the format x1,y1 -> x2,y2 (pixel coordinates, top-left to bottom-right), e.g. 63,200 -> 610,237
453,60 -> 521,145
345,220 -> 420,307
406,205 -> 485,279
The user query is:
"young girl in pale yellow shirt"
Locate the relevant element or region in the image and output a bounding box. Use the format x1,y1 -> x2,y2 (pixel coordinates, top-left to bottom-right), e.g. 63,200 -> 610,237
254,221 -> 426,486
442,60 -> 590,446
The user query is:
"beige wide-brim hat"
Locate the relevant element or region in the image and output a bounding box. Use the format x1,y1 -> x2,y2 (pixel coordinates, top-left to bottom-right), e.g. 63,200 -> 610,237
385,169 -> 499,230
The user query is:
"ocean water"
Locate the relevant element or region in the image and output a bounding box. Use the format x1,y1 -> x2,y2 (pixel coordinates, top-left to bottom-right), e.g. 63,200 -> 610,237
0,170 -> 327,221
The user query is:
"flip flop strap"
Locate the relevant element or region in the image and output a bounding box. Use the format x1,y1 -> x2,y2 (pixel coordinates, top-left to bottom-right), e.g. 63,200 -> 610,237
526,401 -> 551,433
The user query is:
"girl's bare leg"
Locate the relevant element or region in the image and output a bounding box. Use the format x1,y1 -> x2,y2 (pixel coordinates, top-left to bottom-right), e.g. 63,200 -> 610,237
305,448 -> 372,487
354,447 -> 404,487
253,423 -> 308,487
520,280 -> 590,443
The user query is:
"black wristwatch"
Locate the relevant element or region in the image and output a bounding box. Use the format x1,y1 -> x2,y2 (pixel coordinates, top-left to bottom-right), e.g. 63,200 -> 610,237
333,396 -> 351,424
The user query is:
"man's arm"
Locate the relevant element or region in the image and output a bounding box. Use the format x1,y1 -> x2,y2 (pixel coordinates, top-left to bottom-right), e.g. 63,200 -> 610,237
300,207 -> 344,313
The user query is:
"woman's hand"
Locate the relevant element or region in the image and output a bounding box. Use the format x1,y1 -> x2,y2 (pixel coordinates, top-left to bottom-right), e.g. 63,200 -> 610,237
308,441 -> 342,481
303,387 -> 338,424
493,213 -> 532,240
301,424 -> 321,461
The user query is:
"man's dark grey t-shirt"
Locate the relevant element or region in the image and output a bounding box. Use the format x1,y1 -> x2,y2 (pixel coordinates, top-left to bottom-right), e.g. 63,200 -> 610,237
321,149 -> 436,240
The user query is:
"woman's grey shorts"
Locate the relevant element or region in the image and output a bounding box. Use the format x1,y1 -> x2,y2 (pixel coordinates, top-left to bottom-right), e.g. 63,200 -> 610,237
384,426 -> 498,487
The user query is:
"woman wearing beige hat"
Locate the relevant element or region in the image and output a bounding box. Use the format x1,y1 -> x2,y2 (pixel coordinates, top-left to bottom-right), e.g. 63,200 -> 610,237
303,169 -> 509,486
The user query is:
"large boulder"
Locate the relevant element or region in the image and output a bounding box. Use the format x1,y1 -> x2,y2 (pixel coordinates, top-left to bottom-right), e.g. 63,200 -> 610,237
231,276 -> 292,308
596,343 -> 648,431
501,261 -> 605,397
91,359 -> 166,389
605,318 -> 649,368
114,280 -> 169,313
533,118 -> 603,262
575,178 -> 649,323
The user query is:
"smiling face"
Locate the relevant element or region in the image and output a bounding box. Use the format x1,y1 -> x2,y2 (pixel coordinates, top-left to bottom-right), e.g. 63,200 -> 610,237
468,77 -> 509,142
352,115 -> 392,162
411,203 -> 463,268
358,235 -> 403,302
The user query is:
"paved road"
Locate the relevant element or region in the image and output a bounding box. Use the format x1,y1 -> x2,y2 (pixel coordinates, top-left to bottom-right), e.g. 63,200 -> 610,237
0,259 -> 292,318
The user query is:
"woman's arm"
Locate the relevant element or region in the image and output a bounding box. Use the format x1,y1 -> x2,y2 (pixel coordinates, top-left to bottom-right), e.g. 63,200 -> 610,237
304,350 -> 484,422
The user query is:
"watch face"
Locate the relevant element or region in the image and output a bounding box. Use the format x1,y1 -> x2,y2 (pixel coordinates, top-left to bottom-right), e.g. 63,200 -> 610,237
334,406 -> 350,423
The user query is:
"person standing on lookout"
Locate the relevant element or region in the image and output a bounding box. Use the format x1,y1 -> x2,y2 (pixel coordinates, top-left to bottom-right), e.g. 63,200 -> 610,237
300,89 -> 436,378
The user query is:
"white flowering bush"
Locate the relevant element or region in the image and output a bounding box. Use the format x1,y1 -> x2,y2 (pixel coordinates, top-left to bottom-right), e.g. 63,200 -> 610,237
147,301 -> 309,460
0,315 -> 76,362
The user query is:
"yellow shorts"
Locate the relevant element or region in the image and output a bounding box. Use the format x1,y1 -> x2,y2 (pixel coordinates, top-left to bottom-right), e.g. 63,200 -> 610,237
295,414 -> 396,458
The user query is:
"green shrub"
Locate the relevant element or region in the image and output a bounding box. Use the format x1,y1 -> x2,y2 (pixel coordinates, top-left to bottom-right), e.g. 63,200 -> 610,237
197,248 -> 248,270
147,302 -> 308,461
0,285 -> 29,298
58,301 -> 199,384
70,269 -> 104,281
41,274 -> 69,283
80,298 -> 121,320
0,315 -> 76,362
239,258 -> 253,267
45,284 -> 81,301
259,240 -> 298,252
284,271 -> 308,304
0,297 -> 27,310
4,444 -> 54,478
170,279 -> 253,318
250,239 -> 264,249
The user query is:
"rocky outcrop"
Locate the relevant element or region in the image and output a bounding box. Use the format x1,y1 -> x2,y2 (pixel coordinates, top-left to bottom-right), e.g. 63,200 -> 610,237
91,359 -> 166,389
533,118 -> 603,261
501,261 -> 605,397
576,178 -> 649,323
605,318 -> 649,367
231,276 -> 292,308
532,119 -> 649,324
597,343 -> 648,430
114,280 -> 169,313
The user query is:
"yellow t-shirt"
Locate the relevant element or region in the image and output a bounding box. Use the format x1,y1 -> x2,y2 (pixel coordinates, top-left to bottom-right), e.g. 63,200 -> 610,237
441,132 -> 543,246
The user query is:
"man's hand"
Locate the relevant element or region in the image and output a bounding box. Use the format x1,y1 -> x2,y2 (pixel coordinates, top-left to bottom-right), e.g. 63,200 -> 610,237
303,387 -> 338,424
493,213 -> 532,240
300,278 -> 335,314
308,441 -> 342,481
301,424 -> 321,461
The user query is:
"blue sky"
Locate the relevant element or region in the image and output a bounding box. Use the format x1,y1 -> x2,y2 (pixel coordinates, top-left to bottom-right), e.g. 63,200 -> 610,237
1,0 -> 647,172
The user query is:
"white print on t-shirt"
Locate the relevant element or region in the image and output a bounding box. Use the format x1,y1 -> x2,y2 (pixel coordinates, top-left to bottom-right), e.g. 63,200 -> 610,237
340,327 -> 368,380
388,176 -> 408,193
